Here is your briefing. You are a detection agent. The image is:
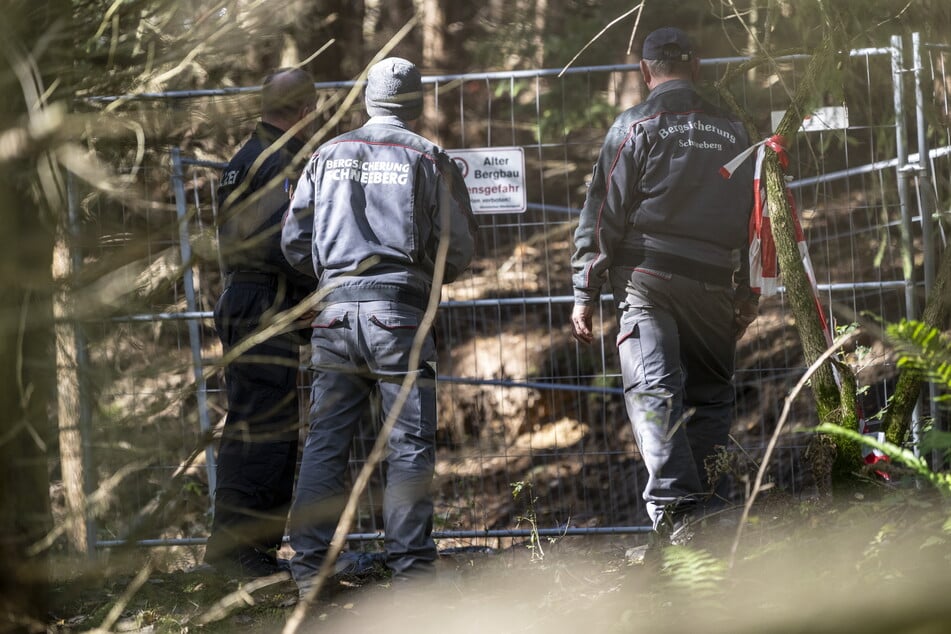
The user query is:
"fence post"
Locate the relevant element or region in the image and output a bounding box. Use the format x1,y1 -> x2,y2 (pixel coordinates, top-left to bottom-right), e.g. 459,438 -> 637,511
890,35 -> 917,319
911,32 -> 945,468
912,32 -> 937,298
890,34 -> 924,452
170,147 -> 218,511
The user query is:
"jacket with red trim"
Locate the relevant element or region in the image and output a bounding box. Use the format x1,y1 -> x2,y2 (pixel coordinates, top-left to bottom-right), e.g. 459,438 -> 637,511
571,79 -> 754,305
281,115 -> 477,303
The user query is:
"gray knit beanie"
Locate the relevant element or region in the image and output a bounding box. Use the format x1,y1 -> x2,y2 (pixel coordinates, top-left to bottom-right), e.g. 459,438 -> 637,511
365,57 -> 423,120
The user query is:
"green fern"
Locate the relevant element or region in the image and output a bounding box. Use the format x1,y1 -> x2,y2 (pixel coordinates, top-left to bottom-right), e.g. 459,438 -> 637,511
815,422 -> 951,495
661,546 -> 727,598
887,319 -> 951,396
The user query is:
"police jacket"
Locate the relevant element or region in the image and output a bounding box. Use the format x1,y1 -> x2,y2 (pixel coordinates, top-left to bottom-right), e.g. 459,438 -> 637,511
217,121 -> 313,294
571,79 -> 754,305
281,115 -> 477,308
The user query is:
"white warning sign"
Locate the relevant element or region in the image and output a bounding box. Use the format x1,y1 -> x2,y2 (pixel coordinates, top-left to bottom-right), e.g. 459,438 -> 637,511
448,146 -> 526,214
771,106 -> 849,133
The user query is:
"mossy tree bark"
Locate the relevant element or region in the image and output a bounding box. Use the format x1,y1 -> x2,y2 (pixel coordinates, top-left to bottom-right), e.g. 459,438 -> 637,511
881,237 -> 951,445
759,33 -> 863,481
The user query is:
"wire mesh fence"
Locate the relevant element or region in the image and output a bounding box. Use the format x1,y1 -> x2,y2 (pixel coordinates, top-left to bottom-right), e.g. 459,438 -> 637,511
69,34 -> 947,555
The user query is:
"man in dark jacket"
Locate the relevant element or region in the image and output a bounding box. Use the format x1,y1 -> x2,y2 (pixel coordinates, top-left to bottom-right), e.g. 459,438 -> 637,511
204,68 -> 316,577
570,28 -> 759,543
281,57 -> 476,592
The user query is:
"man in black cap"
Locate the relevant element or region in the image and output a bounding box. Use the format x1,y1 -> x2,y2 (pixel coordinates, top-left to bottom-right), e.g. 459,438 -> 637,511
204,67 -> 316,577
570,28 -> 759,544
281,56 -> 477,593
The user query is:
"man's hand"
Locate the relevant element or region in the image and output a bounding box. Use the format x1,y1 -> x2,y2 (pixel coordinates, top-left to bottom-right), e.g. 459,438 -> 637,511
571,304 -> 595,344
733,289 -> 760,340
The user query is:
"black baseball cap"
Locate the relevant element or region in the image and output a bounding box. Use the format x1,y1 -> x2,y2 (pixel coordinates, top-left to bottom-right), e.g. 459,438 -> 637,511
642,27 -> 695,61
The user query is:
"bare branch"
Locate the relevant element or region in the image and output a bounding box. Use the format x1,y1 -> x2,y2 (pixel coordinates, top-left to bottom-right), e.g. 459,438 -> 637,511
559,2 -> 645,77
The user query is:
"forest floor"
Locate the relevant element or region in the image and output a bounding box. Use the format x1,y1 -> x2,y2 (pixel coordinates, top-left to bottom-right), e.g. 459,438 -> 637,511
47,483 -> 951,634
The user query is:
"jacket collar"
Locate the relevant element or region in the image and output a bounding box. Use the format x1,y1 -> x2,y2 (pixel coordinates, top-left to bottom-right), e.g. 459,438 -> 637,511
255,121 -> 305,155
365,114 -> 412,130
648,78 -> 695,99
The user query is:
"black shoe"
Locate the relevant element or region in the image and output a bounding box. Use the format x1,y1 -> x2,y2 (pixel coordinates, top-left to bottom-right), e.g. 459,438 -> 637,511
333,551 -> 386,581
207,546 -> 290,578
668,515 -> 695,546
295,551 -> 387,600
656,506 -> 696,547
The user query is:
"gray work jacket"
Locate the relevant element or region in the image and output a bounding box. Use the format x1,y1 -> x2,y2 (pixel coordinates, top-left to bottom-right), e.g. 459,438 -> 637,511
282,116 -> 477,306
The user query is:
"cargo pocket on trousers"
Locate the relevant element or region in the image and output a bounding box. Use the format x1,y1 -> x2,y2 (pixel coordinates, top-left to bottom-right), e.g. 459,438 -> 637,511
310,310 -> 351,368
366,311 -> 432,375
616,308 -> 640,347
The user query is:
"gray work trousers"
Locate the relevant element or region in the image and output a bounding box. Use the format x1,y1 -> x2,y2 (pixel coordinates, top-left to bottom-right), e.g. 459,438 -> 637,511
614,267 -> 736,528
288,300 -> 438,585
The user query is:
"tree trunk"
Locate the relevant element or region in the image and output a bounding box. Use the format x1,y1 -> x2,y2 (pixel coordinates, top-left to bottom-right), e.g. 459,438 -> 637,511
764,157 -> 840,413
421,0 -> 447,72
0,116 -> 55,634
0,255 -> 54,631
420,0 -> 447,140
296,0 -> 365,81
882,236 -> 951,445
53,237 -> 88,554
767,35 -> 862,479
371,0 -> 419,57
532,0 -> 547,68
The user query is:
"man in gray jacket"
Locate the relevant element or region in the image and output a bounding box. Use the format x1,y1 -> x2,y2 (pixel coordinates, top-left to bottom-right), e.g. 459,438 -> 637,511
281,57 -> 476,591
570,28 -> 759,543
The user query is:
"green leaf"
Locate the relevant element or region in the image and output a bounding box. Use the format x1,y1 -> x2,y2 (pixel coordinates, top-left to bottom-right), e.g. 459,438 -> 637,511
919,429 -> 951,453
815,422 -> 951,495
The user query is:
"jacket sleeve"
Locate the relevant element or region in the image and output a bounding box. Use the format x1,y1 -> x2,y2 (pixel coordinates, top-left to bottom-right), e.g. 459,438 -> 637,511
571,118 -> 640,305
732,125 -> 755,294
280,158 -> 318,279
434,152 -> 477,284
735,245 -> 751,288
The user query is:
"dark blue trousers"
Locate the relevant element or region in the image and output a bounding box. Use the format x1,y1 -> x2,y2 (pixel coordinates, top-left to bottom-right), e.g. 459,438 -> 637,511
206,279 -> 302,559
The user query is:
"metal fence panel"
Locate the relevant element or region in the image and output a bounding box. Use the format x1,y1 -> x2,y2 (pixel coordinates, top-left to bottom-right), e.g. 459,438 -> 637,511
71,35 -> 944,552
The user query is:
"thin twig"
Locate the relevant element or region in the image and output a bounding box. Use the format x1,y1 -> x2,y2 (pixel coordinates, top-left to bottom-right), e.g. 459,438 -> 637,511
195,572 -> 291,626
559,2 -> 645,77
624,1 -> 646,56
91,559 -> 155,633
295,38 -> 335,70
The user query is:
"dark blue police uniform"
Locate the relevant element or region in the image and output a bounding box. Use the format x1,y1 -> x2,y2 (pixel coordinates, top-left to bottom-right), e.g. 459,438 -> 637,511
205,121 -> 313,575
